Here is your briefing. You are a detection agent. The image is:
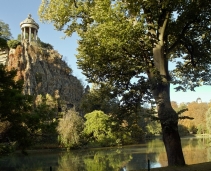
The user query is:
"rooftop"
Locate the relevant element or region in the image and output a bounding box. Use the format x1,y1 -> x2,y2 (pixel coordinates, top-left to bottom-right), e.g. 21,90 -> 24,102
20,14 -> 39,29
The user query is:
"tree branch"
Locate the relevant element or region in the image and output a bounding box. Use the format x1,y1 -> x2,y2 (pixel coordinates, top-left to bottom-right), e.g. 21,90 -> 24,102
74,0 -> 78,8
181,40 -> 196,67
167,19 -> 197,54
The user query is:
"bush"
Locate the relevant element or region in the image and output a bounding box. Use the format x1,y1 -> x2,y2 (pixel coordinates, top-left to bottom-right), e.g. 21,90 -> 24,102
7,40 -> 21,49
0,37 -> 8,49
130,124 -> 144,143
39,40 -> 53,49
178,124 -> 189,136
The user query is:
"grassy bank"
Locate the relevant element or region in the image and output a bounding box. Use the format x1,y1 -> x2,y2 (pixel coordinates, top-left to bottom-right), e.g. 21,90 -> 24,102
134,162 -> 211,171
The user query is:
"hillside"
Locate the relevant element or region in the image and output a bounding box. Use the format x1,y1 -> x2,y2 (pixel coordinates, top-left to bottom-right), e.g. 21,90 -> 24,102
4,40 -> 84,110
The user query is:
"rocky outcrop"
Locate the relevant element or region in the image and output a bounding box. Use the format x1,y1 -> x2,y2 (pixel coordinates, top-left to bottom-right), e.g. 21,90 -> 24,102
6,41 -> 84,110
0,49 -> 8,65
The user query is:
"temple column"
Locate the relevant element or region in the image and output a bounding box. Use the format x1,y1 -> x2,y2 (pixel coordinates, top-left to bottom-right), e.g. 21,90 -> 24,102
21,29 -> 23,42
36,30 -> 38,40
29,27 -> 31,42
23,27 -> 26,39
34,29 -> 36,41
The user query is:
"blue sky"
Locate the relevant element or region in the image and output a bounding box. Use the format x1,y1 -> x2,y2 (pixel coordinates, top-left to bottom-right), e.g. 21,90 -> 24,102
0,0 -> 210,104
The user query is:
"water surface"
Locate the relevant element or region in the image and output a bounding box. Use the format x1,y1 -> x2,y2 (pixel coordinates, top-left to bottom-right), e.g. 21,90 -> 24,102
0,137 -> 211,171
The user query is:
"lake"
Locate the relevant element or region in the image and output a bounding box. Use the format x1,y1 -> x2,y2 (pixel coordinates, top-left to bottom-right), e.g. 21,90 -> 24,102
0,136 -> 211,171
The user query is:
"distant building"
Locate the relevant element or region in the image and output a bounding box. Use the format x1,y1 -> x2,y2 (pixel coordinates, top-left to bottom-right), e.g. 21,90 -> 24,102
196,97 -> 202,103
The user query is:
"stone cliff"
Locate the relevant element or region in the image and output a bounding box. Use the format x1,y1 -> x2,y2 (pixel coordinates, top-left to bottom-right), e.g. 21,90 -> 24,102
6,40 -> 84,110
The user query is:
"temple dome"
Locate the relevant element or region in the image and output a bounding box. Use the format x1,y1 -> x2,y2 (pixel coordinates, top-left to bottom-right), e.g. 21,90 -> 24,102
20,14 -> 39,29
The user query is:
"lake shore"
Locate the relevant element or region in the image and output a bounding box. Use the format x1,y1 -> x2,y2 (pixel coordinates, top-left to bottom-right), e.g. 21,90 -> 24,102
133,162 -> 211,171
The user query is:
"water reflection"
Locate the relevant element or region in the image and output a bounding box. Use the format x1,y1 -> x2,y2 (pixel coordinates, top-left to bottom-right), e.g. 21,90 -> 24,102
0,137 -> 211,171
57,149 -> 132,171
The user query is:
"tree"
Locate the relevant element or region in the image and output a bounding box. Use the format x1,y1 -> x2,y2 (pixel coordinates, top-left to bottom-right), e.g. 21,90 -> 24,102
0,20 -> 12,49
39,0 -> 211,166
29,94 -> 58,144
206,108 -> 211,134
181,102 -> 208,134
0,64 -> 33,151
57,109 -> 84,149
80,84 -> 120,115
83,110 -> 115,146
0,20 -> 12,40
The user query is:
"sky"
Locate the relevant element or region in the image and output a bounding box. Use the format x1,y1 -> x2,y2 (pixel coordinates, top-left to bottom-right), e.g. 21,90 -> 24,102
0,0 -> 211,104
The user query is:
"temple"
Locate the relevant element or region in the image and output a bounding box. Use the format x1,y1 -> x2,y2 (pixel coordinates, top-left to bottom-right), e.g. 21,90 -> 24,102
20,14 -> 39,43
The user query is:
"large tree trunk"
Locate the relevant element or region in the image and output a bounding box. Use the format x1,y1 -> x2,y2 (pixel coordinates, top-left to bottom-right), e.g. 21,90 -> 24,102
154,84 -> 186,166
150,43 -> 186,166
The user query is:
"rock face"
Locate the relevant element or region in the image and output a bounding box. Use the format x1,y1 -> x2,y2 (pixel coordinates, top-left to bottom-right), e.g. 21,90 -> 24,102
6,41 -> 84,110
0,49 -> 8,65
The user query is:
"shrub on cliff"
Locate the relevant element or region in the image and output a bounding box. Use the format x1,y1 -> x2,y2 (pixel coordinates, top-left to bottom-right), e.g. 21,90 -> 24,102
7,40 -> 21,49
0,37 -> 8,50
39,41 -> 53,50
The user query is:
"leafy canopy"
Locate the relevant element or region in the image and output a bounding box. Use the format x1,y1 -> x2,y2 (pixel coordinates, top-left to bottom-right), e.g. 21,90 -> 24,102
0,20 -> 12,40
80,84 -> 120,115
0,20 -> 12,49
39,0 -> 211,103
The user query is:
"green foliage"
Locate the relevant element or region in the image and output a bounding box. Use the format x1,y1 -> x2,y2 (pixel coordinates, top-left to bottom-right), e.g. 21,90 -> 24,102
0,20 -> 12,40
80,84 -> 119,115
7,39 -> 21,49
39,41 -> 53,50
197,124 -> 207,134
83,110 -> 144,147
0,20 -> 12,49
83,110 -> 116,147
146,121 -> 161,135
0,37 -> 8,49
178,124 -> 189,136
0,64 -> 33,151
29,94 -> 58,145
57,109 -> 84,149
39,0 -> 211,164
17,34 -> 21,41
130,123 -> 145,142
57,149 -> 132,171
39,0 -> 211,91
37,37 -> 53,49
0,142 -> 16,155
0,69 -> 59,152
